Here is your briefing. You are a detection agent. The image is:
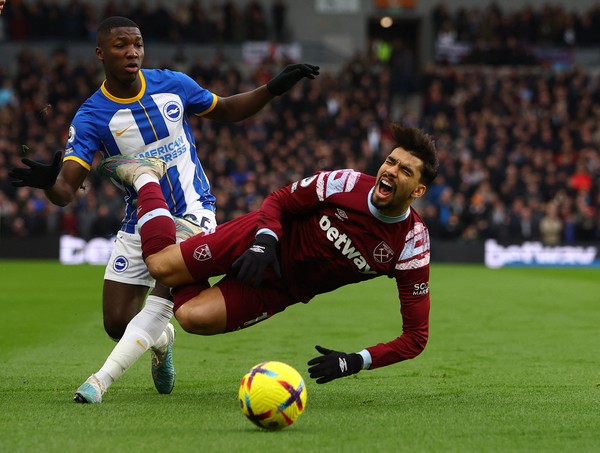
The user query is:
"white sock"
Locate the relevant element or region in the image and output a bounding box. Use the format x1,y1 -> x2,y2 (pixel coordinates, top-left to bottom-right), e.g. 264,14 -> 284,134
134,173 -> 159,191
96,296 -> 174,388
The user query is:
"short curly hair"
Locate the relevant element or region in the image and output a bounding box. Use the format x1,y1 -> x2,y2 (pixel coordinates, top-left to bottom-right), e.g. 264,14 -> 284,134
96,16 -> 140,46
390,123 -> 439,187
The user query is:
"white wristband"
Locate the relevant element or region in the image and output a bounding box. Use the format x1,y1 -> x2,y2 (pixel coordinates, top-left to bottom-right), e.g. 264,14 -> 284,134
358,349 -> 372,370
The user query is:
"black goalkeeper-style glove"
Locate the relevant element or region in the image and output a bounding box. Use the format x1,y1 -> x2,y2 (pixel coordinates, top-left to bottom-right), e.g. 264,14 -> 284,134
307,345 -> 363,384
231,233 -> 282,287
266,63 -> 320,96
9,151 -> 62,189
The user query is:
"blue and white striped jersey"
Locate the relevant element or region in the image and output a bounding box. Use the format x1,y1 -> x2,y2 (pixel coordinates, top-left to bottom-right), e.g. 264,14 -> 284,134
64,68 -> 217,233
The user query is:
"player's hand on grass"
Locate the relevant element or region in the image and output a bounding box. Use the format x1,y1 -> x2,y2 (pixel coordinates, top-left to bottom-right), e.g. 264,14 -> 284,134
267,63 -> 320,96
9,151 -> 62,189
307,345 -> 363,384
232,233 -> 281,287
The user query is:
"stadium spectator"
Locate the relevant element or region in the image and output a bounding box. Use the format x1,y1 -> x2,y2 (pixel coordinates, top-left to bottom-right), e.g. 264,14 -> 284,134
539,201 -> 562,245
1,2 -> 600,248
271,0 -> 287,42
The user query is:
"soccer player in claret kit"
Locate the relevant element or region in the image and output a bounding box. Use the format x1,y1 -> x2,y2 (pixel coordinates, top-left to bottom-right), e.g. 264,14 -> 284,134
95,122 -> 438,385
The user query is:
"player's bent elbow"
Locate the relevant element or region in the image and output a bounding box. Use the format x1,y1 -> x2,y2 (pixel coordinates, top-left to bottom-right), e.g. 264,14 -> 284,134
414,334 -> 429,356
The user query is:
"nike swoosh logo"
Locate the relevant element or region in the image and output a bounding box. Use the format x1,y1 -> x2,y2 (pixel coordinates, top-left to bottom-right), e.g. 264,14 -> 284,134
115,125 -> 133,137
136,339 -> 146,350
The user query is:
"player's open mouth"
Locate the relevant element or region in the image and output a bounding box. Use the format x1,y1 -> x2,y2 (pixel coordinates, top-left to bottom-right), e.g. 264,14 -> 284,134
378,178 -> 393,196
125,64 -> 139,73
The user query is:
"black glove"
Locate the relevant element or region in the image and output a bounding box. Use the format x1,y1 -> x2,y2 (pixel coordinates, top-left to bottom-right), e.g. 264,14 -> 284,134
231,233 -> 281,287
266,63 -> 320,96
307,345 -> 363,384
9,151 -> 62,189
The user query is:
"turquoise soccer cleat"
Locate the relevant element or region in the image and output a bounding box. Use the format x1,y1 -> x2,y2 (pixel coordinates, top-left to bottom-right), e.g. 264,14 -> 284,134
73,374 -> 106,404
151,323 -> 176,394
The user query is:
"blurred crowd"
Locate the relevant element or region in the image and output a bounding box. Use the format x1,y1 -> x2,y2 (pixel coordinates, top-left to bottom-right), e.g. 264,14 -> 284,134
0,46 -> 396,240
420,64 -> 600,244
0,1 -> 599,246
432,2 -> 600,47
0,0 -> 289,43
432,2 -> 600,65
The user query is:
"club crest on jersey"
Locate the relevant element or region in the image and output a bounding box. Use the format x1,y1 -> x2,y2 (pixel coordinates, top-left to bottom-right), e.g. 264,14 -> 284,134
193,244 -> 212,261
373,241 -> 394,264
68,125 -> 76,143
163,101 -> 183,122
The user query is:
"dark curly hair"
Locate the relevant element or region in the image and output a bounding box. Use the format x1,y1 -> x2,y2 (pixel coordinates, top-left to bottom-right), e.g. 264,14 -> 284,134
390,123 -> 439,187
96,16 -> 140,46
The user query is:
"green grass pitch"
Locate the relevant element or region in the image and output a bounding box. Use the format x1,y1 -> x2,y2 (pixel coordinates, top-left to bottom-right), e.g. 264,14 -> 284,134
0,260 -> 598,452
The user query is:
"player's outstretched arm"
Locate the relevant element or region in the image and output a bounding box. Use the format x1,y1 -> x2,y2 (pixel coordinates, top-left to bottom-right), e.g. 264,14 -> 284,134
9,153 -> 88,207
9,151 -> 62,190
205,63 -> 320,123
266,63 -> 320,96
307,345 -> 363,384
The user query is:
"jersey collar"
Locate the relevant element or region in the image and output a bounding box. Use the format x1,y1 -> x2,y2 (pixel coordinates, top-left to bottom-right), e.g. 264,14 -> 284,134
101,70 -> 146,103
367,187 -> 410,223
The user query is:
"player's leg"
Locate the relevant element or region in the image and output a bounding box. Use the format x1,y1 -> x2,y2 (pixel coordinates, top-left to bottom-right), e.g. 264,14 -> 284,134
102,280 -> 147,340
174,285 -> 228,335
74,233 -> 175,403
147,282 -> 177,395
97,153 -> 182,374
75,156 -> 221,402
74,290 -> 174,404
173,278 -> 293,336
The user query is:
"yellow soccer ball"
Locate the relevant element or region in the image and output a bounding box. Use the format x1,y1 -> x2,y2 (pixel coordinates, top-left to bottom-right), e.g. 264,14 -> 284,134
238,361 -> 308,430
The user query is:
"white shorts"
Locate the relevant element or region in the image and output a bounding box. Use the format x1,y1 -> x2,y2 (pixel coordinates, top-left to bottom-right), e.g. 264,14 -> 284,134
104,210 -> 217,287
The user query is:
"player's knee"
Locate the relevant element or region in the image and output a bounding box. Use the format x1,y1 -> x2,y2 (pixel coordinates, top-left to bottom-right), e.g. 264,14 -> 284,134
102,307 -> 138,339
175,304 -> 223,336
103,319 -> 126,340
176,312 -> 206,335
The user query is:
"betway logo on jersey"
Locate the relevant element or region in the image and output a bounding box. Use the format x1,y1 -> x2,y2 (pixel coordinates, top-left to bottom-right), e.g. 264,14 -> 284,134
319,215 -> 376,274
138,135 -> 187,162
396,222 -> 430,270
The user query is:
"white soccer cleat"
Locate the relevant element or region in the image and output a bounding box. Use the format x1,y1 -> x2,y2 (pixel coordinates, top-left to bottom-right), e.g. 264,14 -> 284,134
96,155 -> 166,186
73,374 -> 106,404
174,216 -> 205,242
151,323 -> 176,394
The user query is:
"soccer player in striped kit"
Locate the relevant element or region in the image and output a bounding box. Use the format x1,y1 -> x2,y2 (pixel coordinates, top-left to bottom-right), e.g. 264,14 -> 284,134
8,16 -> 319,402
95,123 -> 438,389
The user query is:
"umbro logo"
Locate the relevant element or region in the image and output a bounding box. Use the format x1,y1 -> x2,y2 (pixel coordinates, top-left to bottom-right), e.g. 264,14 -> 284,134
335,208 -> 348,221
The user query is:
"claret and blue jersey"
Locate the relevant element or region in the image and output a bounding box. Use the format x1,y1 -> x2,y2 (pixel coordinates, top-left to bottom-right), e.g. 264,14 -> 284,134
64,68 -> 217,233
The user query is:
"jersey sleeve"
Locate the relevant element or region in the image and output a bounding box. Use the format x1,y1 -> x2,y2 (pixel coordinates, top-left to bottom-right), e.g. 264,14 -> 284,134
174,71 -> 218,117
257,170 -> 350,238
365,225 -> 431,369
64,107 -> 101,171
